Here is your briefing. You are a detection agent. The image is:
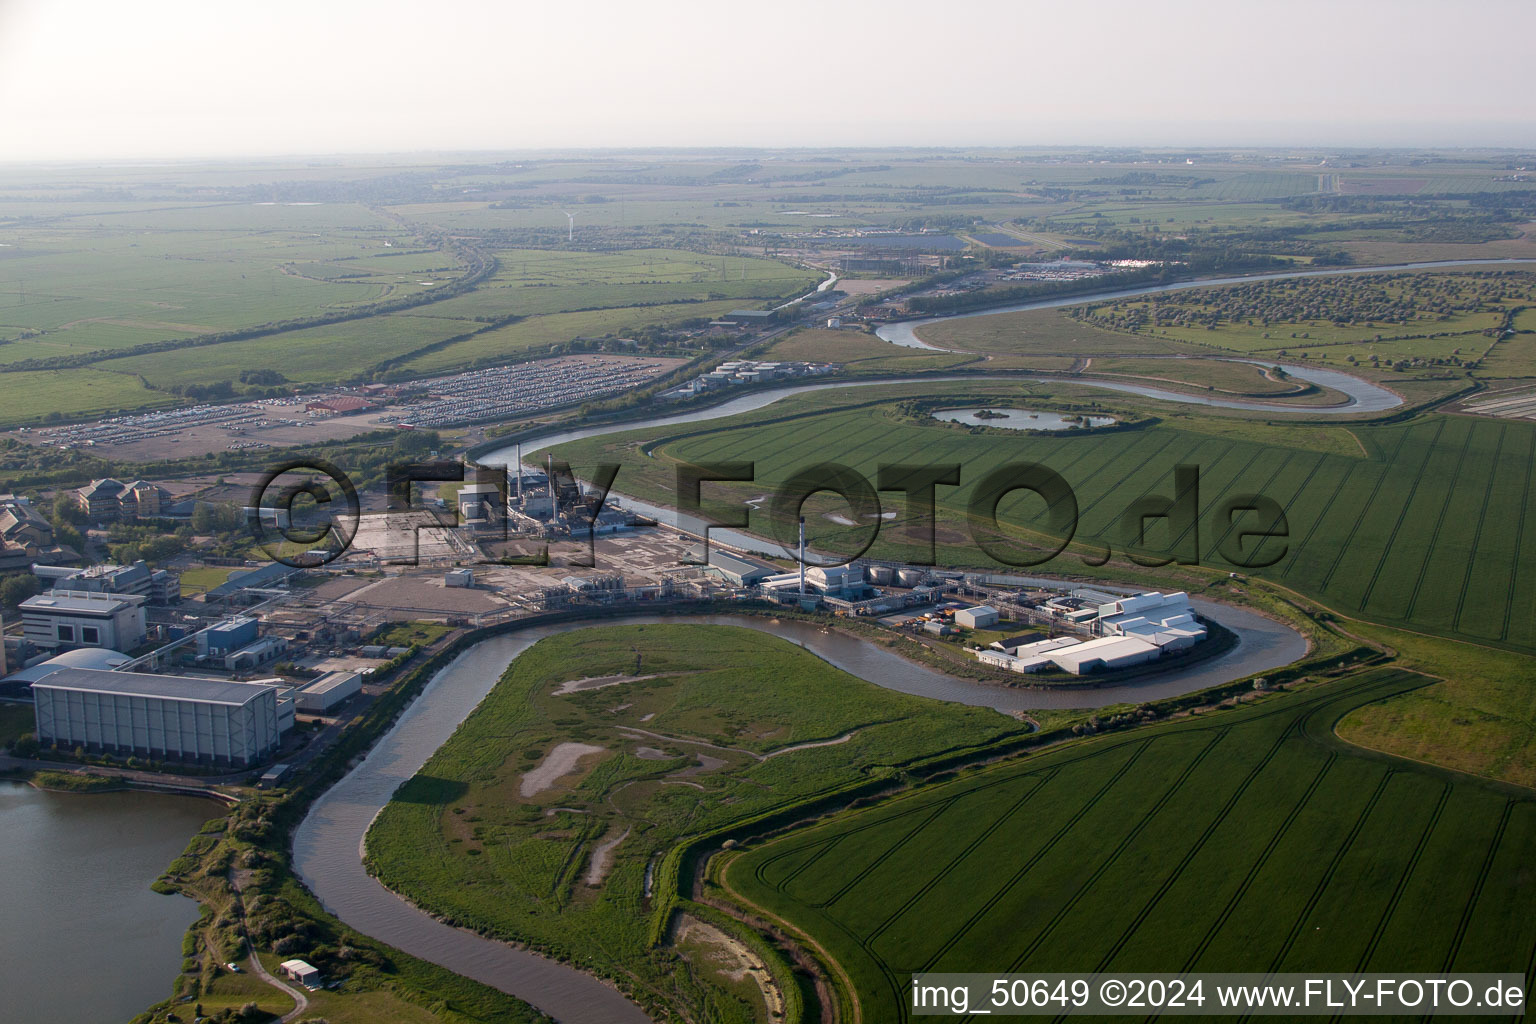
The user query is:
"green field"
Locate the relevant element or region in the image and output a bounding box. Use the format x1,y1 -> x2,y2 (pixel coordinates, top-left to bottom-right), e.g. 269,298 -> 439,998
724,668 -> 1536,1022
0,206 -> 815,415
397,299 -> 749,373
754,328 -> 987,374
0,367 -> 175,419
366,623 -> 1030,1022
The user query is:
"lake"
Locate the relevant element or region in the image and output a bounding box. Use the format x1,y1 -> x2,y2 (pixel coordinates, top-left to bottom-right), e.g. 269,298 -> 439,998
0,782 -> 213,1024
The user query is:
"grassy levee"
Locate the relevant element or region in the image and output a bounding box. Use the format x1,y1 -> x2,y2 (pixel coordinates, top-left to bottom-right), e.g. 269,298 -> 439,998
722,667 -> 1536,1022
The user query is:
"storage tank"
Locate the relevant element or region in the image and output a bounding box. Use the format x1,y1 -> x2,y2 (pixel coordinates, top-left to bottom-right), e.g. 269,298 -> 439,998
868,565 -> 894,585
896,567 -> 925,587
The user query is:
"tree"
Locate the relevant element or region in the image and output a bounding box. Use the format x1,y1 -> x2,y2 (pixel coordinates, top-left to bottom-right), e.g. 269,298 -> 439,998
52,491 -> 86,526
0,573 -> 41,609
11,733 -> 39,758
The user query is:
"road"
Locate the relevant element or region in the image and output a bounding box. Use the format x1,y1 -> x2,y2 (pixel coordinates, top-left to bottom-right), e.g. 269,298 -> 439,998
231,868 -> 311,1023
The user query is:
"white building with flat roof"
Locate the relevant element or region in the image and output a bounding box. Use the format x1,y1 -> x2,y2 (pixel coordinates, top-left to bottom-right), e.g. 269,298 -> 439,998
20,590 -> 147,652
955,605 -> 999,629
1096,591 -> 1207,650
295,670 -> 362,713
1049,636 -> 1161,675
32,668 -> 286,767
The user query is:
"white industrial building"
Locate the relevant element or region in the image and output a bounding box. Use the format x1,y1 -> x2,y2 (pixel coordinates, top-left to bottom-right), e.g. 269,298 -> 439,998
294,670 -> 362,713
759,564 -> 865,599
978,635 -> 1086,673
20,590 -> 147,652
972,591 -> 1208,674
31,668 -> 287,767
1049,635 -> 1162,675
1096,592 -> 1207,651
445,568 -> 475,588
955,605 -> 999,629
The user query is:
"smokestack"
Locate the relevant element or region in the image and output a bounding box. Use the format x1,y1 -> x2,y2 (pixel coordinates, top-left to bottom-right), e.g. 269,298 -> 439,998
798,516 -> 806,595
548,453 -> 557,523
515,443 -> 523,507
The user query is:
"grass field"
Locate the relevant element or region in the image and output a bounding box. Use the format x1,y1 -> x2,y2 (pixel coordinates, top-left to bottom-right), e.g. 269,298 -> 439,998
753,328 -> 983,374
174,565 -> 239,594
723,668 -> 1536,1022
1335,623 -> 1536,788
366,623 -> 1030,1023
396,300 -> 749,372
0,367 -> 175,421
1085,356 -> 1349,403
550,387 -> 1536,653
0,206 -> 816,414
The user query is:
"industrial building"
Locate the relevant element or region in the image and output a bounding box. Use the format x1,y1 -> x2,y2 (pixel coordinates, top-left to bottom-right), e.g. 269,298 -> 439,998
955,605 -> 999,629
305,395 -> 374,416
197,616 -> 258,657
205,562 -> 300,603
445,568 -> 475,588
31,668 -> 288,767
294,670 -> 361,713
2,647 -> 132,686
20,590 -> 147,652
970,590 -> 1210,675
708,549 -> 779,586
1049,636 -> 1162,675
457,482 -> 502,523
976,635 -> 1086,673
1096,592 -> 1207,650
35,560 -> 180,604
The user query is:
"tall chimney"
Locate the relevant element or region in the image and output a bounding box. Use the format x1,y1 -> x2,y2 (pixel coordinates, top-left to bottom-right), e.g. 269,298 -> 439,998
798,516 -> 806,595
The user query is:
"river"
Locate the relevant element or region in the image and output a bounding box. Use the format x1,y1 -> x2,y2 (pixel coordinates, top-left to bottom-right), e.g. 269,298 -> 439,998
875,257 -> 1536,350
293,608 -> 1305,1024
0,782 -> 213,1024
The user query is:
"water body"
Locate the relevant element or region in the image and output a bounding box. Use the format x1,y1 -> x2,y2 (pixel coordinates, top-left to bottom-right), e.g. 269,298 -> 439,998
294,609 -> 1304,1024
0,782 -> 213,1024
933,407 -> 1117,431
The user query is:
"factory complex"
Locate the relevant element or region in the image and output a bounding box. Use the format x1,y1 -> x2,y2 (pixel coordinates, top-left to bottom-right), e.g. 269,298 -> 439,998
972,591 -> 1208,675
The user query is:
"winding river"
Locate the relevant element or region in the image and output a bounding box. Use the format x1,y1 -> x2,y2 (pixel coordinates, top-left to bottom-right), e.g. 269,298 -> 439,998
294,609 -> 1305,1024
875,257 -> 1536,351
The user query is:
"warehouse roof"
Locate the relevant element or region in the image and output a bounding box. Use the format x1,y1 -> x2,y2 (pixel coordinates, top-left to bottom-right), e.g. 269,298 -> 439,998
300,670 -> 360,696
206,561 -> 300,600
4,647 -> 131,684
33,668 -> 281,706
20,591 -> 144,615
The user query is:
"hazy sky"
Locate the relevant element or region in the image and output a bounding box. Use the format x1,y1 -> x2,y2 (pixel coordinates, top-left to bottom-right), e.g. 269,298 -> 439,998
1,0 -> 1531,161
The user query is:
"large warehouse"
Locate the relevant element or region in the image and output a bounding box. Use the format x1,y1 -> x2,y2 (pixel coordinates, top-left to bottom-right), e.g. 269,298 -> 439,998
32,668 -> 287,767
